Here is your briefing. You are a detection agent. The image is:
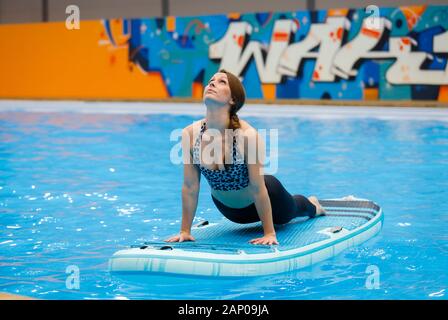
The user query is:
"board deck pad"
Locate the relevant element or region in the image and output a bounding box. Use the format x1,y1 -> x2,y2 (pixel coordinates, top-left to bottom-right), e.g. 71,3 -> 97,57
110,197 -> 383,276
141,199 -> 380,253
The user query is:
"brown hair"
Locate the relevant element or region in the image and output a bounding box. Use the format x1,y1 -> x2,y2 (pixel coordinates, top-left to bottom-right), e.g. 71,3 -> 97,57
219,69 -> 245,130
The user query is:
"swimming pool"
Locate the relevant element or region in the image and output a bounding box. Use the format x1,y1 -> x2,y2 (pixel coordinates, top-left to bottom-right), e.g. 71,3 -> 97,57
0,101 -> 447,300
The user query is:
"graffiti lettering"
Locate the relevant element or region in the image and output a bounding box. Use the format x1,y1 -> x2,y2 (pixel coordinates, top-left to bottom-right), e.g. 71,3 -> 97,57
211,17 -> 448,85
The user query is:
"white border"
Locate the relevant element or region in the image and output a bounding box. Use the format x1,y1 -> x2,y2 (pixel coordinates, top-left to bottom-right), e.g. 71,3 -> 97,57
0,100 -> 447,121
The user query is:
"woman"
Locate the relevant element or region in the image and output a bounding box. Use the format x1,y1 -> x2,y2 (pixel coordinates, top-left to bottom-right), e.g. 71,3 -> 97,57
165,69 -> 325,245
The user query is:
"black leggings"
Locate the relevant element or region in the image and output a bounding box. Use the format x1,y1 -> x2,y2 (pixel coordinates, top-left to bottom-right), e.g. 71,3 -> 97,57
211,175 -> 317,225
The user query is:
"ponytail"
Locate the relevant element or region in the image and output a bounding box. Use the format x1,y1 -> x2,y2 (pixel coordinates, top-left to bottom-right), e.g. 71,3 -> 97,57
229,110 -> 241,130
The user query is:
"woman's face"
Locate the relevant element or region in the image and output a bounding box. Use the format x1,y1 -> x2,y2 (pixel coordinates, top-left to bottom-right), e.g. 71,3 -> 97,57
203,72 -> 234,107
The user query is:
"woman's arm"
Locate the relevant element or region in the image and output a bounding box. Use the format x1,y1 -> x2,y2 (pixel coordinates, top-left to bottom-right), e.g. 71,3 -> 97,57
166,126 -> 201,242
244,128 -> 278,245
180,155 -> 201,236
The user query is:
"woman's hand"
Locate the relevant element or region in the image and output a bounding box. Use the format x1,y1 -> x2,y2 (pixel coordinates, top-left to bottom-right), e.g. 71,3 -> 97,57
164,231 -> 196,243
249,233 -> 279,245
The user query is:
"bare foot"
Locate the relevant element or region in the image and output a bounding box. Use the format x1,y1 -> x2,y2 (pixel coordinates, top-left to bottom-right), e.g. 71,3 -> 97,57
308,196 -> 326,217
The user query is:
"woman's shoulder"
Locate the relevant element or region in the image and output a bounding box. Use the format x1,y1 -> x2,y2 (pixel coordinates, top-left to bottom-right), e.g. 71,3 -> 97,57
237,119 -> 257,137
183,118 -> 205,133
182,119 -> 205,147
184,118 -> 254,136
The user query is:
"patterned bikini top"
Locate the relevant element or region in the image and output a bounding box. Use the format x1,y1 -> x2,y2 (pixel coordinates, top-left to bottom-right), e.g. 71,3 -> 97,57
192,121 -> 249,191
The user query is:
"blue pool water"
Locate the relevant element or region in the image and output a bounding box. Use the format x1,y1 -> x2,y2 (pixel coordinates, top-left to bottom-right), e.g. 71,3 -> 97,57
0,109 -> 447,300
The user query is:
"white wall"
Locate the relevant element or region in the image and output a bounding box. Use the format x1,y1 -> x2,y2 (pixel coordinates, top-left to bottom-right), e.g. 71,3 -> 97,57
315,0 -> 447,10
169,0 -> 307,16
0,0 -> 42,24
47,0 -> 162,22
0,0 -> 445,24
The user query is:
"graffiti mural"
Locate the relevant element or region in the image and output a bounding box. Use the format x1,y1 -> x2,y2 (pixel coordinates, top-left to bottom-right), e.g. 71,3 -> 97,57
0,5 -> 447,101
100,5 -> 448,101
